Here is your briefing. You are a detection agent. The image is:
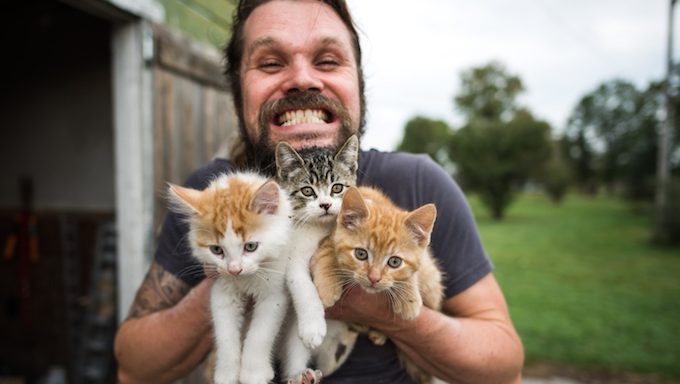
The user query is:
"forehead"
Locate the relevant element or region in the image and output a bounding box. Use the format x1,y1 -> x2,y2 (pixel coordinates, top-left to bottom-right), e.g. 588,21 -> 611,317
243,0 -> 355,57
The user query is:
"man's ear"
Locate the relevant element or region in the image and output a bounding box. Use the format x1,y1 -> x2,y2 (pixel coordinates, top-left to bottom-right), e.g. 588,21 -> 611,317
339,187 -> 369,230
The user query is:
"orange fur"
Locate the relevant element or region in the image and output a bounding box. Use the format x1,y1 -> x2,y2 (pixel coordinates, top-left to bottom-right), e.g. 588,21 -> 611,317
311,186 -> 443,383
171,177 -> 269,246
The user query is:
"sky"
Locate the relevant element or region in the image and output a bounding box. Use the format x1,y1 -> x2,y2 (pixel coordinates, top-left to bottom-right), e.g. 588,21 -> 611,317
346,0 -> 676,152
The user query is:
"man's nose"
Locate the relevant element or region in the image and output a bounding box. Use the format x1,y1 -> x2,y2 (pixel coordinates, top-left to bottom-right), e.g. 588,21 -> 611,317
284,58 -> 323,94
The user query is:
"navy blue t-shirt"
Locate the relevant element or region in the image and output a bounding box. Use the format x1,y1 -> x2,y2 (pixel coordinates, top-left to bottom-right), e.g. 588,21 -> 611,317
155,149 -> 493,383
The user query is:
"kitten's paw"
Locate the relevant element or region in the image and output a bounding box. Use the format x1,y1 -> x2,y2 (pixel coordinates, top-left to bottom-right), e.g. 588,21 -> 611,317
318,283 -> 343,308
287,368 -> 323,384
213,372 -> 239,384
238,364 -> 274,384
367,329 -> 387,345
299,318 -> 327,349
397,303 -> 421,321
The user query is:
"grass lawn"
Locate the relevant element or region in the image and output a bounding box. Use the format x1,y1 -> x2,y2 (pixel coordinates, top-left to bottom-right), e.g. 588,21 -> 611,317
469,193 -> 680,379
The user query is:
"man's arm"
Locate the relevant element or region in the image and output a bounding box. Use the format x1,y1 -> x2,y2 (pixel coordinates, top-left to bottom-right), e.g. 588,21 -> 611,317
114,261 -> 215,384
325,273 -> 524,384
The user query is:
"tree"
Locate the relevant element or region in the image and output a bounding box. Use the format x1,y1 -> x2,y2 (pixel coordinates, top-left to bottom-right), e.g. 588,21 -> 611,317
449,62 -> 551,220
541,140 -> 573,204
563,76 -> 680,201
450,109 -> 552,219
563,79 -> 643,194
560,126 -> 599,195
454,61 -> 524,122
397,116 -> 453,167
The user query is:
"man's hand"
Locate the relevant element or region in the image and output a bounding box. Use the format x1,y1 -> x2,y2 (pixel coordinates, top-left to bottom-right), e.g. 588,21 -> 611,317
325,274 -> 523,384
115,262 -> 215,384
324,285 -> 415,334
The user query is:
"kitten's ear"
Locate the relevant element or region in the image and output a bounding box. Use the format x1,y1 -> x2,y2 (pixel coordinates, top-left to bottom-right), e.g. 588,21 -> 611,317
275,141 -> 306,179
251,180 -> 280,215
167,183 -> 203,215
340,187 -> 368,229
335,135 -> 359,173
405,204 -> 437,247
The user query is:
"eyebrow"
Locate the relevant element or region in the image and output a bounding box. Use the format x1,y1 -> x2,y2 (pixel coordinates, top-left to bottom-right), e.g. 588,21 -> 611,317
246,35 -> 350,59
246,36 -> 276,58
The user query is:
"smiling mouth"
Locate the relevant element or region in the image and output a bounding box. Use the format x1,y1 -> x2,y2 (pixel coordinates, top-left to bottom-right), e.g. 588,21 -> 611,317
276,109 -> 332,127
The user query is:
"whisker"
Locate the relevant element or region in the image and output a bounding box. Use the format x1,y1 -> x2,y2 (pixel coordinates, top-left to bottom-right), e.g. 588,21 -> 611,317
176,263 -> 208,280
254,271 -> 273,288
257,267 -> 284,275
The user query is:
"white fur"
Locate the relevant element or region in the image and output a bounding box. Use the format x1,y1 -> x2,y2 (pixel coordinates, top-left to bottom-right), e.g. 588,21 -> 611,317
280,221 -> 334,379
293,189 -> 343,225
176,173 -> 293,384
314,320 -> 357,374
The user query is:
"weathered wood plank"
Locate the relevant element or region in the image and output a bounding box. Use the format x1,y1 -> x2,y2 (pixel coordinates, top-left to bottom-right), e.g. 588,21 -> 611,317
202,86 -> 216,163
152,23 -> 227,90
153,68 -> 165,234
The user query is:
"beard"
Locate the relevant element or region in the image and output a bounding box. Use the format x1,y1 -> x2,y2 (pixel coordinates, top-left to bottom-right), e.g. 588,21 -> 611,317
241,91 -> 356,176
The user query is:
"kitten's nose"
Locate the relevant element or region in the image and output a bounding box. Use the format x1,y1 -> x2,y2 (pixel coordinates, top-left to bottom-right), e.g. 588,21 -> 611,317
320,203 -> 331,211
228,266 -> 243,276
369,272 -> 381,285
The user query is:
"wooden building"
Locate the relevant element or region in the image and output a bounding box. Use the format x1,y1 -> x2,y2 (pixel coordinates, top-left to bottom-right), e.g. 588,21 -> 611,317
0,0 -> 236,381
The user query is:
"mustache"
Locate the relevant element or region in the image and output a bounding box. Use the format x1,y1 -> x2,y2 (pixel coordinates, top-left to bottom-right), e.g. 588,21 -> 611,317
242,91 -> 354,176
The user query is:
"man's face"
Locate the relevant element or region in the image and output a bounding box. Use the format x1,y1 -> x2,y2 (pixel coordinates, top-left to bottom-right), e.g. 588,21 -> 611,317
240,0 -> 362,151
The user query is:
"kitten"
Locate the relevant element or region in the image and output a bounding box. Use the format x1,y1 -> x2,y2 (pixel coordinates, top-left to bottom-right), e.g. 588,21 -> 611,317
274,135 -> 360,381
311,186 -> 444,384
167,172 -> 292,384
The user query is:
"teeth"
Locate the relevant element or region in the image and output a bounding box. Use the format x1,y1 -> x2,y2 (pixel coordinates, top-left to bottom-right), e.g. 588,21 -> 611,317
278,109 -> 329,126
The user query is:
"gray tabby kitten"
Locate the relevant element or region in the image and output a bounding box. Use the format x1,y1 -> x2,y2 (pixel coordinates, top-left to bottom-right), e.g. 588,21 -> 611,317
275,135 -> 360,382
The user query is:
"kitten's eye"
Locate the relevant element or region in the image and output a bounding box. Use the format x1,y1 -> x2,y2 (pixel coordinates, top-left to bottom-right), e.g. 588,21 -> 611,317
209,245 -> 224,256
331,183 -> 344,194
387,256 -> 402,268
300,186 -> 316,197
354,248 -> 369,261
243,242 -> 259,253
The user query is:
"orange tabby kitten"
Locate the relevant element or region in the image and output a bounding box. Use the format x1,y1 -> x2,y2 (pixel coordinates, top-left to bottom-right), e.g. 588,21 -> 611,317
311,186 -> 444,383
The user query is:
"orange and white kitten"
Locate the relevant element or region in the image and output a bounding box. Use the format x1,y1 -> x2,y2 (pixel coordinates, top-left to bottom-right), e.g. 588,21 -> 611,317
168,172 -> 292,384
311,186 -> 444,384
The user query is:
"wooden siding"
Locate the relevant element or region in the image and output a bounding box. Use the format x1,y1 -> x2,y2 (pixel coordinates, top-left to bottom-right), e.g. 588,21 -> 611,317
151,24 -> 237,232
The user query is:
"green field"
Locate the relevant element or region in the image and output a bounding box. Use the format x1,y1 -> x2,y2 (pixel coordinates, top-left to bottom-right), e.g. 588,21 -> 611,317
469,193 -> 680,379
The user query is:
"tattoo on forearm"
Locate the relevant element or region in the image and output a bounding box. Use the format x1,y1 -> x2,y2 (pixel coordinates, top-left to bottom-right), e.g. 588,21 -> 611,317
127,261 -> 190,319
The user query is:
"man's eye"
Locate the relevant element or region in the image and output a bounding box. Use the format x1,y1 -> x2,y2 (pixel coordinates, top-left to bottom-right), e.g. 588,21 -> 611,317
258,61 -> 283,71
316,59 -> 339,69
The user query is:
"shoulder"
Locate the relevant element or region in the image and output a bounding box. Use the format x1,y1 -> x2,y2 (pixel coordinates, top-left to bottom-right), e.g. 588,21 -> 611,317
359,149 -> 437,176
183,158 -> 235,189
358,149 -> 460,210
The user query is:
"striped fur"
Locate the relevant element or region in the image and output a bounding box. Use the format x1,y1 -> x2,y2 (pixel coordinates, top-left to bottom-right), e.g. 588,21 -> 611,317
311,186 -> 444,384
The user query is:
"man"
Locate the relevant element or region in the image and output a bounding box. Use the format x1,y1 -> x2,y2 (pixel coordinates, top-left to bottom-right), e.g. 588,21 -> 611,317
114,1 -> 524,383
